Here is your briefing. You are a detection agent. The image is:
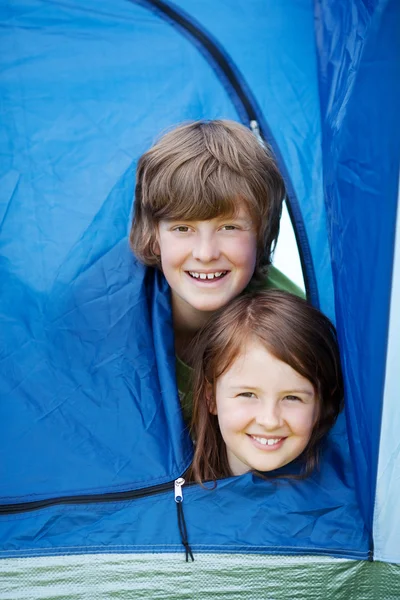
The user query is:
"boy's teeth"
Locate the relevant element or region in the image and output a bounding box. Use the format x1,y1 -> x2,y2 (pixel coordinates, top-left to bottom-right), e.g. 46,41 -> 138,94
189,271 -> 226,280
253,436 -> 282,446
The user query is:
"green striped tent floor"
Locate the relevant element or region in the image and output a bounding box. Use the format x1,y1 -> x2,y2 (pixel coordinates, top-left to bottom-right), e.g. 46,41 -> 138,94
1,554 -> 399,600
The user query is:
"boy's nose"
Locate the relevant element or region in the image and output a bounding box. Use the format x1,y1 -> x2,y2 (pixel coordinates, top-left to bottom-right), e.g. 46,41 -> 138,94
192,234 -> 220,262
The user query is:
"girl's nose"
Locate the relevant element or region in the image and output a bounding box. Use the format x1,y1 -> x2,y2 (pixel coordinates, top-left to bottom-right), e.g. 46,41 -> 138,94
192,233 -> 220,263
255,402 -> 283,429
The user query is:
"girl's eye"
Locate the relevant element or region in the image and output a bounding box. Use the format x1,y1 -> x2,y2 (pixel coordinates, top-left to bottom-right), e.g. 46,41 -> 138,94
284,395 -> 302,402
237,392 -> 256,398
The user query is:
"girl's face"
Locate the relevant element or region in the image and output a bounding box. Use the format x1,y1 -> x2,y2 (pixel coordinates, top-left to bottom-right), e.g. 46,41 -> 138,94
211,338 -> 319,476
156,204 -> 257,323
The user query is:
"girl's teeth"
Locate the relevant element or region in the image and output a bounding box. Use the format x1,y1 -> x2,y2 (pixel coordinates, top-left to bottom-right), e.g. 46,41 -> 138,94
253,437 -> 281,446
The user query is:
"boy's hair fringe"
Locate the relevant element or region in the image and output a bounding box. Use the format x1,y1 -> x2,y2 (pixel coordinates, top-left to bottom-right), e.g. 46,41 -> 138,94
187,290 -> 344,484
130,120 -> 285,278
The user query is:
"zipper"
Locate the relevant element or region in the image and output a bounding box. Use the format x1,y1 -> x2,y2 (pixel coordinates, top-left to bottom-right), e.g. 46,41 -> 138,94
1,478 -> 194,561
0,480 -> 188,515
174,477 -> 194,562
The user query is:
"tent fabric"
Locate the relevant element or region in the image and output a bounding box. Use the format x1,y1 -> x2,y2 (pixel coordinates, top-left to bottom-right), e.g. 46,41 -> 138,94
0,0 -> 349,506
0,0 -> 368,560
2,555 -> 400,600
0,247 -> 193,502
0,465 -> 369,560
0,1 -> 399,593
315,0 -> 400,534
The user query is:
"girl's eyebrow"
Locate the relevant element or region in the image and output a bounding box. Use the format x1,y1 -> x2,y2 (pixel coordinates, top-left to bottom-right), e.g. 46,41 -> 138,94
229,385 -> 260,391
229,385 -> 314,396
283,389 -> 314,397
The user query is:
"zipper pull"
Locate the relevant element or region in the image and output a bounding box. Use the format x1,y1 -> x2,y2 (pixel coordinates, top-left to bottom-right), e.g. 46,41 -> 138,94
174,477 -> 194,562
174,477 -> 185,503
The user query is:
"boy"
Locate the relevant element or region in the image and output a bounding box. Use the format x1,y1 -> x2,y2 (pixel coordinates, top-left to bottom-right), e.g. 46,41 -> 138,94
130,120 -> 303,422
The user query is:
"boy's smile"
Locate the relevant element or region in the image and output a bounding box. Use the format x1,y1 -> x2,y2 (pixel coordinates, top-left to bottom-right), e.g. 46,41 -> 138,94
156,206 -> 257,323
187,270 -> 227,281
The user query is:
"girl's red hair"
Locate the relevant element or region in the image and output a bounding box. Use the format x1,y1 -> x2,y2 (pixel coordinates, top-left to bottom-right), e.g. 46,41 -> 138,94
188,290 -> 344,484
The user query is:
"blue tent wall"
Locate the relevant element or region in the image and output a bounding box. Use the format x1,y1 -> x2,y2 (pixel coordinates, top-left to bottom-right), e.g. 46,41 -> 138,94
0,0 -> 339,497
315,0 -> 400,531
0,0 -> 398,578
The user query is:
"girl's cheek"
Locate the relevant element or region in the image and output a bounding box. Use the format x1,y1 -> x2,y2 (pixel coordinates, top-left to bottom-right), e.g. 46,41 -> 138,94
289,407 -> 317,434
224,405 -> 255,426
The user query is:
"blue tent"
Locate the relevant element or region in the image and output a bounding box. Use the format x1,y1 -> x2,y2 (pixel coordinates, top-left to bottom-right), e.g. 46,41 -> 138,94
1,0 -> 399,596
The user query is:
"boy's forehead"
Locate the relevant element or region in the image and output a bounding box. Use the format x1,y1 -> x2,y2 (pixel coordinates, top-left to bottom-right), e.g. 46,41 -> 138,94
162,201 -> 253,223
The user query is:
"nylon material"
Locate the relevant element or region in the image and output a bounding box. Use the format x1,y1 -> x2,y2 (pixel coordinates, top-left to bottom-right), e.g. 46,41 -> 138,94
316,0 -> 400,529
0,0 -> 239,289
0,246 -> 191,502
182,441 -> 368,556
0,0 -> 373,560
0,458 -> 368,558
3,554 -> 399,600
172,0 -> 333,317
1,0 -> 251,502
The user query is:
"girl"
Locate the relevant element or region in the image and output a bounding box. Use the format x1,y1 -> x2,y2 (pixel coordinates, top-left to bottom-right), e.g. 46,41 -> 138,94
189,290 -> 344,483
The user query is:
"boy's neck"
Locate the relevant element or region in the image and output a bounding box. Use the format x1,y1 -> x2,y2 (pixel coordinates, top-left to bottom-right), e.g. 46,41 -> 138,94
172,293 -> 213,364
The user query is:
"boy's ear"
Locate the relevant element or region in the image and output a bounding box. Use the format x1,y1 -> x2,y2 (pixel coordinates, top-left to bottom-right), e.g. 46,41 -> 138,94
152,240 -> 160,256
205,381 -> 217,415
152,231 -> 160,256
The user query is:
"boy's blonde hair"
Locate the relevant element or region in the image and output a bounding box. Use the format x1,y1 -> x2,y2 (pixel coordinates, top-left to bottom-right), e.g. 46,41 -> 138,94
130,120 -> 285,277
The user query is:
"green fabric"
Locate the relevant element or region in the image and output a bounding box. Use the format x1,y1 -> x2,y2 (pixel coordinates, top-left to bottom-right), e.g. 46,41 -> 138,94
1,553 -> 399,599
176,265 -> 305,425
249,264 -> 305,297
176,355 -> 194,426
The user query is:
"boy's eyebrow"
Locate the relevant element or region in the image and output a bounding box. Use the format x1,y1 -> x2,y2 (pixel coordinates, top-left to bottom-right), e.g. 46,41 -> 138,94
218,214 -> 254,224
161,214 -> 253,225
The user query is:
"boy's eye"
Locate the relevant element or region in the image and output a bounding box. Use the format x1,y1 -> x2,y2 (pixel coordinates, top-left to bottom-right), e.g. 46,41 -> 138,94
221,225 -> 238,231
172,225 -> 190,232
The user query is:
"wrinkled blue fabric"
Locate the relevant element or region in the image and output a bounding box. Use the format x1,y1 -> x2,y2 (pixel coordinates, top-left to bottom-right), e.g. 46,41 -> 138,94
1,0 -> 397,561
315,0 -> 400,529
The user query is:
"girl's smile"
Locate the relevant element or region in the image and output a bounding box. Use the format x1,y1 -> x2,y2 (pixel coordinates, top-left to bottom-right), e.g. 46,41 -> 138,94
247,435 -> 286,450
211,337 -> 319,476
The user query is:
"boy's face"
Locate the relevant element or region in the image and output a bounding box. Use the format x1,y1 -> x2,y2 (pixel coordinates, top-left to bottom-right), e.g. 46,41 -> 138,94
211,338 -> 319,475
156,205 -> 257,321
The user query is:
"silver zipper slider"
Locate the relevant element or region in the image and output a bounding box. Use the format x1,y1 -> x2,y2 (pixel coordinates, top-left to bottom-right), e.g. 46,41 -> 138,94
249,119 -> 266,148
174,477 -> 185,503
